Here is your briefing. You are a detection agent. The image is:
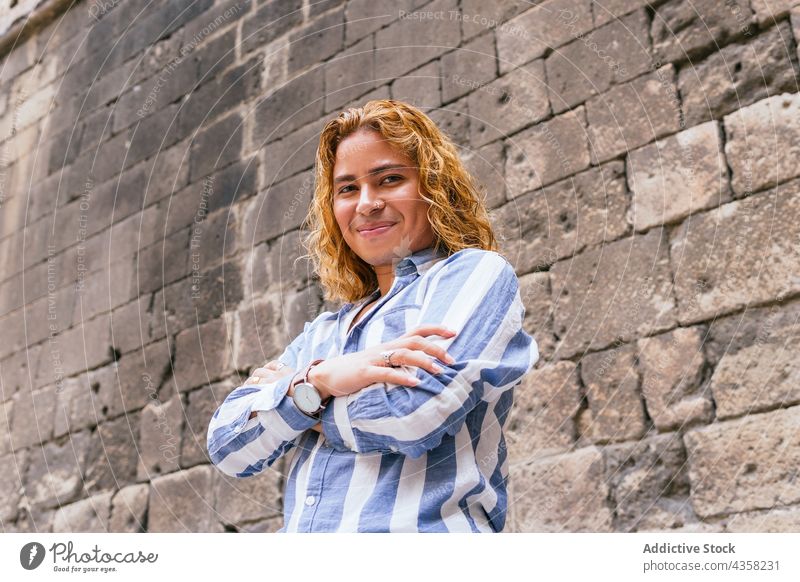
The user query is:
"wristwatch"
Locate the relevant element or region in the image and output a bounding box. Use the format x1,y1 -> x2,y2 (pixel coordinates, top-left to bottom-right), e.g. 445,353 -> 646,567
291,359 -> 327,418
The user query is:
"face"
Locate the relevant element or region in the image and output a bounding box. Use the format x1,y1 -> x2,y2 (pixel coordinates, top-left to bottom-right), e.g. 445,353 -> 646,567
332,129 -> 436,267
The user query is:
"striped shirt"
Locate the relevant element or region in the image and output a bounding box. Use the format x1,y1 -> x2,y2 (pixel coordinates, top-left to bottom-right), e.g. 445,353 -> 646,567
207,245 -> 539,532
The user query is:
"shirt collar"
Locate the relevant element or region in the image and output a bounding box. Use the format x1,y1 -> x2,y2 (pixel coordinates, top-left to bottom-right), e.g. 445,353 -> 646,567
393,243 -> 449,277
343,244 -> 450,312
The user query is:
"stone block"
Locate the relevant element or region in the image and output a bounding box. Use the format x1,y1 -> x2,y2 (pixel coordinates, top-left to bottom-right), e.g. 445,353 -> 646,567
545,10 -> 651,113
96,338 -> 172,419
460,0 -> 531,41
137,391 -> 184,481
637,326 -> 712,431
684,406 -> 800,518
440,32 -> 494,103
750,0 -> 798,24
344,0 -> 416,45
723,93 -> 800,196
156,259 -> 244,335
26,430 -> 92,509
711,336 -> 800,420
173,317 -> 233,392
325,35 -> 376,113
467,59 -> 549,147
82,414 -> 141,493
254,67 -> 325,144
287,6 -> 345,74
603,432 -> 693,531
234,299 -> 281,373
11,384 -> 56,450
587,64 -> 683,163
135,228 -> 190,295
0,399 -> 12,456
591,0 -> 651,26
241,0 -> 302,54
182,380 -> 235,468
213,466 -> 284,527
108,483 -> 149,533
428,96 -> 470,146
518,272 -> 556,363
496,0 -> 594,74
551,228 -> 677,358
725,505 -> 800,532
505,106 -> 590,195
241,170 -> 314,247
580,343 -> 647,443
374,0 -> 460,79
189,113 -> 243,182
705,296 -> 800,367
509,446 -> 613,531
627,121 -> 731,231
651,0 -> 754,63
506,361 -> 581,465
669,178 -> 800,324
148,464 -> 223,532
678,23 -> 799,127
392,61 -> 441,110
494,160 -> 629,273
52,492 -> 113,532
53,375 -> 103,438
268,229 -> 316,291
459,140 -> 506,209
0,449 -> 27,522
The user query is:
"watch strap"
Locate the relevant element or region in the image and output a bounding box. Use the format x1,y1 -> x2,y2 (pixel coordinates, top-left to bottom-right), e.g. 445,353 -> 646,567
293,359 -> 326,415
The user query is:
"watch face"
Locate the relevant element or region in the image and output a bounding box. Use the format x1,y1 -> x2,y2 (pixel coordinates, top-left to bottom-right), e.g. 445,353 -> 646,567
294,382 -> 321,413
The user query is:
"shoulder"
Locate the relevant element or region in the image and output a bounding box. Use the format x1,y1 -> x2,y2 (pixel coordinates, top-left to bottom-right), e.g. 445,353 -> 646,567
436,248 -> 518,280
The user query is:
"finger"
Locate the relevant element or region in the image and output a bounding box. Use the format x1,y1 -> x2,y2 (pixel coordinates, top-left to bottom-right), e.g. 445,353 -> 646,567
398,337 -> 456,365
388,348 -> 444,375
263,361 -> 281,370
369,365 -> 420,387
400,324 -> 457,339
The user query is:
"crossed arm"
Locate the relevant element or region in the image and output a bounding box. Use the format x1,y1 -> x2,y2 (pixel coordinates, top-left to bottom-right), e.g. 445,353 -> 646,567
207,251 -> 538,477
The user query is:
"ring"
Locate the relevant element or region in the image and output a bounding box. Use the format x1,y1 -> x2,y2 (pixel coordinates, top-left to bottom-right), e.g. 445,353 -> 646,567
380,350 -> 399,367
275,362 -> 286,370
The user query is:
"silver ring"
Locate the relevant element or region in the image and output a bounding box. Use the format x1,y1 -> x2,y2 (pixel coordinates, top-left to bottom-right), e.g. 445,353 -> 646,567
380,350 -> 398,367
275,362 -> 286,370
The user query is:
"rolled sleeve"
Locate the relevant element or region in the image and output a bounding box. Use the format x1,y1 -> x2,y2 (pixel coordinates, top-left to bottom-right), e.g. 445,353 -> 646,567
207,319 -> 322,477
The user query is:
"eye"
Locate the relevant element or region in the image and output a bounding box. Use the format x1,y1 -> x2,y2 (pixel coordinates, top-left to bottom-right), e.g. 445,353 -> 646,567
382,175 -> 403,184
337,184 -> 355,195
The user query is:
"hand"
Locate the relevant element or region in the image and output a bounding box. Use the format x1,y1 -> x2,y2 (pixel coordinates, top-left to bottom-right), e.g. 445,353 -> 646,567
246,360 -> 296,420
244,360 -> 295,386
308,324 -> 458,400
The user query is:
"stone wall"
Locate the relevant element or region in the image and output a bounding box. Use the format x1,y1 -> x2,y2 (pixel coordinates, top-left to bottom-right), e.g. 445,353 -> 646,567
0,0 -> 799,532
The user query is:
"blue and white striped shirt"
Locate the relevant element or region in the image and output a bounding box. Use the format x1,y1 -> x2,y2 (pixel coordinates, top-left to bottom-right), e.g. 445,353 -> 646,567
207,245 -> 539,532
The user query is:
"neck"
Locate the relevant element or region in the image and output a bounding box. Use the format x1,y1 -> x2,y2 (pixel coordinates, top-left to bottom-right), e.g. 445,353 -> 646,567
373,263 -> 394,296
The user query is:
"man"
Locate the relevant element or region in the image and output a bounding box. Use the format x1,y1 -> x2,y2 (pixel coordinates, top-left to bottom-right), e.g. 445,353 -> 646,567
207,99 -> 539,532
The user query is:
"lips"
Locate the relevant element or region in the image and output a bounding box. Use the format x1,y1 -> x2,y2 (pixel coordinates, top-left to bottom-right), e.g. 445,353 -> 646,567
356,222 -> 396,237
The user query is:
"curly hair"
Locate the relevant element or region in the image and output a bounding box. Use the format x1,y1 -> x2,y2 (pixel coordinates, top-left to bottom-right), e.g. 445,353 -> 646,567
301,99 -> 498,304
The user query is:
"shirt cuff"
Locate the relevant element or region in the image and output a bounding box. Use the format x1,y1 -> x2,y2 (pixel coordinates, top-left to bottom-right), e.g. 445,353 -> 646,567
249,375 -> 320,432
319,391 -> 359,452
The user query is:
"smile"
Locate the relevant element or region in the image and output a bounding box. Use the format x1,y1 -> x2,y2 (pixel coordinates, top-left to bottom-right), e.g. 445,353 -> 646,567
357,223 -> 396,238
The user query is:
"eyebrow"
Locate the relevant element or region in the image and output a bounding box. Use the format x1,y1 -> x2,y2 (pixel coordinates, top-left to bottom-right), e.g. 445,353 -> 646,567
333,163 -> 411,184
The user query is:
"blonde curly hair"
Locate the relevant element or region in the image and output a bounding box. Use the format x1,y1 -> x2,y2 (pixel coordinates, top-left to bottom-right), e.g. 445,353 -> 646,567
301,99 -> 498,304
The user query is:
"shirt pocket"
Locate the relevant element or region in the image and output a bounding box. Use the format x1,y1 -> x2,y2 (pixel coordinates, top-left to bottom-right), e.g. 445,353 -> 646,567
371,303 -> 422,342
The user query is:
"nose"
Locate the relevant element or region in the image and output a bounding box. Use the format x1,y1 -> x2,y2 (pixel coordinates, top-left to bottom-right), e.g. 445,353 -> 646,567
354,184 -> 383,215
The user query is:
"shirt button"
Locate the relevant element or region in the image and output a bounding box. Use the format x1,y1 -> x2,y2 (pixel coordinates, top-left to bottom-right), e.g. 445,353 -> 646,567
304,495 -> 316,506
